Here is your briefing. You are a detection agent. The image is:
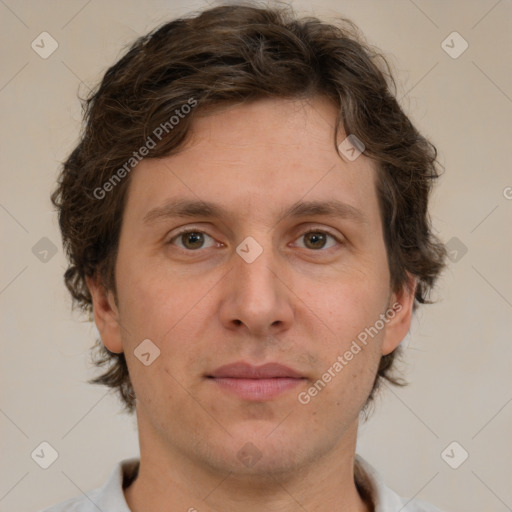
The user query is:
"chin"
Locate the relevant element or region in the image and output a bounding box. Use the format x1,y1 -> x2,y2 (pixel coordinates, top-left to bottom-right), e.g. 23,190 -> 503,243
209,432 -> 313,478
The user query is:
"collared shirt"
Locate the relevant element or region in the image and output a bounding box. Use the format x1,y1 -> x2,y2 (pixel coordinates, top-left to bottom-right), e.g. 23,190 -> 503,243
38,455 -> 444,512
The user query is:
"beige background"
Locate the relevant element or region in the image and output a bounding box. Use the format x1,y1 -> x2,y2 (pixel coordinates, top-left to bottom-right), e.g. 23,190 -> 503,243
1,1 -> 511,511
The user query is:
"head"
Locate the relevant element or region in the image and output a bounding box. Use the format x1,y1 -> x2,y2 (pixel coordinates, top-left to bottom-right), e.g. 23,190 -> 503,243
52,2 -> 446,471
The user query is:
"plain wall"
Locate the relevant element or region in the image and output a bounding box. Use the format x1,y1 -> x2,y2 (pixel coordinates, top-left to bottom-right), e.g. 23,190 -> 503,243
1,1 -> 511,511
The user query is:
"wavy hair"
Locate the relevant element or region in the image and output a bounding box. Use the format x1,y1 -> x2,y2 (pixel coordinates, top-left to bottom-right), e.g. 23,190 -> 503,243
51,2 -> 446,414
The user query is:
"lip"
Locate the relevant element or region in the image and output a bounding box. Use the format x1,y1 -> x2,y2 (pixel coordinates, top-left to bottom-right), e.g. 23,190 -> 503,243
207,362 -> 305,401
209,362 -> 303,379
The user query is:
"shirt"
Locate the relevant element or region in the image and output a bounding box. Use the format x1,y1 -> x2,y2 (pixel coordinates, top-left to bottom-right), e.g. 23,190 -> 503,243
38,455 -> 444,512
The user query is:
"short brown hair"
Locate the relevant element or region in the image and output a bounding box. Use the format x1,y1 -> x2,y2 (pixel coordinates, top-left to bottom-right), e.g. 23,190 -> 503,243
52,2 -> 446,414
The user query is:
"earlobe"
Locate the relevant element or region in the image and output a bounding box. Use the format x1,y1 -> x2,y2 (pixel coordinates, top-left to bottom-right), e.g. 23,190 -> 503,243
381,274 -> 417,356
85,274 -> 124,354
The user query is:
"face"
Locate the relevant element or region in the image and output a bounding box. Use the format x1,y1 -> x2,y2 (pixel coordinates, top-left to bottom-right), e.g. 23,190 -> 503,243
88,95 -> 415,478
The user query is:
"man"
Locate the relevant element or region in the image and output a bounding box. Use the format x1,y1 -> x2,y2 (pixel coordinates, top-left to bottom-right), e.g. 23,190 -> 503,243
42,2 -> 447,511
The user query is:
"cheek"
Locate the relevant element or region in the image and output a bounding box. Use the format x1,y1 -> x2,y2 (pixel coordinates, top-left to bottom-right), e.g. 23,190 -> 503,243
116,269 -> 206,387
299,337 -> 382,428
300,273 -> 389,399
314,271 -> 389,336
116,263 -> 191,340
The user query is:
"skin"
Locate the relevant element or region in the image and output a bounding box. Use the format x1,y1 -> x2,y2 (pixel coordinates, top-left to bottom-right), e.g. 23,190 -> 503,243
87,95 -> 416,512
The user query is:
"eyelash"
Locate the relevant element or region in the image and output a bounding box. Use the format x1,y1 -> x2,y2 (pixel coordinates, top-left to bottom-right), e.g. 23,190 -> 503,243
168,227 -> 343,252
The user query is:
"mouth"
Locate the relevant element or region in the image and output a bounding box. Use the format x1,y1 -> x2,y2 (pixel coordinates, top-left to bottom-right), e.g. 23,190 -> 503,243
207,362 -> 306,401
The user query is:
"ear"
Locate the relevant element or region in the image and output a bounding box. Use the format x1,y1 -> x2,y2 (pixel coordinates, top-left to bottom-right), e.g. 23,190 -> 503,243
86,274 -> 124,354
381,273 -> 417,356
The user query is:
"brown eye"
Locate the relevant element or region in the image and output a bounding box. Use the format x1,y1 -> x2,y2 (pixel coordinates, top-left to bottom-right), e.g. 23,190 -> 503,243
295,230 -> 340,251
304,232 -> 327,249
169,230 -> 216,251
181,232 -> 204,250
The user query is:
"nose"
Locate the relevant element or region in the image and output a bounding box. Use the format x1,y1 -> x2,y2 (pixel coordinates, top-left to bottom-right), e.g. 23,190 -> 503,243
218,237 -> 294,338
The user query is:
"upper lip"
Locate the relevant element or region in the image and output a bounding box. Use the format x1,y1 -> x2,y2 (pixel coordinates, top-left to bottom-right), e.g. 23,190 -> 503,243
208,362 -> 304,379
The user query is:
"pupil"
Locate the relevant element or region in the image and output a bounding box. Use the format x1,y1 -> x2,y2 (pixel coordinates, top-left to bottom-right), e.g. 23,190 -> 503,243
307,233 -> 325,249
185,232 -> 203,249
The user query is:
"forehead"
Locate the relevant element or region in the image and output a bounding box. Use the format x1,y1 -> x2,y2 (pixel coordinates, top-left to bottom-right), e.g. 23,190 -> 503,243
122,95 -> 380,229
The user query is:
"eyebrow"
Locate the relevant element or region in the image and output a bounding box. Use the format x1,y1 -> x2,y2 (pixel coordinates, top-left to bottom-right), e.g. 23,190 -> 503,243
142,198 -> 367,225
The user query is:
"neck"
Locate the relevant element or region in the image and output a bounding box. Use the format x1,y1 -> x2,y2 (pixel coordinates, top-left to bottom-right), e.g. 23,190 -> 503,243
124,418 -> 373,512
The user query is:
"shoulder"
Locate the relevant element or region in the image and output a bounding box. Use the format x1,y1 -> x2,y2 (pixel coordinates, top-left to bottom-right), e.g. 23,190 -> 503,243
355,455 -> 446,512
36,458 -> 139,512
37,494 -> 93,512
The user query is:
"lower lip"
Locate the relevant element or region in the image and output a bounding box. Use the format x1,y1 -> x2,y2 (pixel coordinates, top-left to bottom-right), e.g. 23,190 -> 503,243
209,377 -> 304,401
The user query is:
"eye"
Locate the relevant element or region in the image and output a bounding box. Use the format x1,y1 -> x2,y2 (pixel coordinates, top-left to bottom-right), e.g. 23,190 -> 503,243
293,230 -> 341,251
168,228 -> 342,252
169,229 -> 219,251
